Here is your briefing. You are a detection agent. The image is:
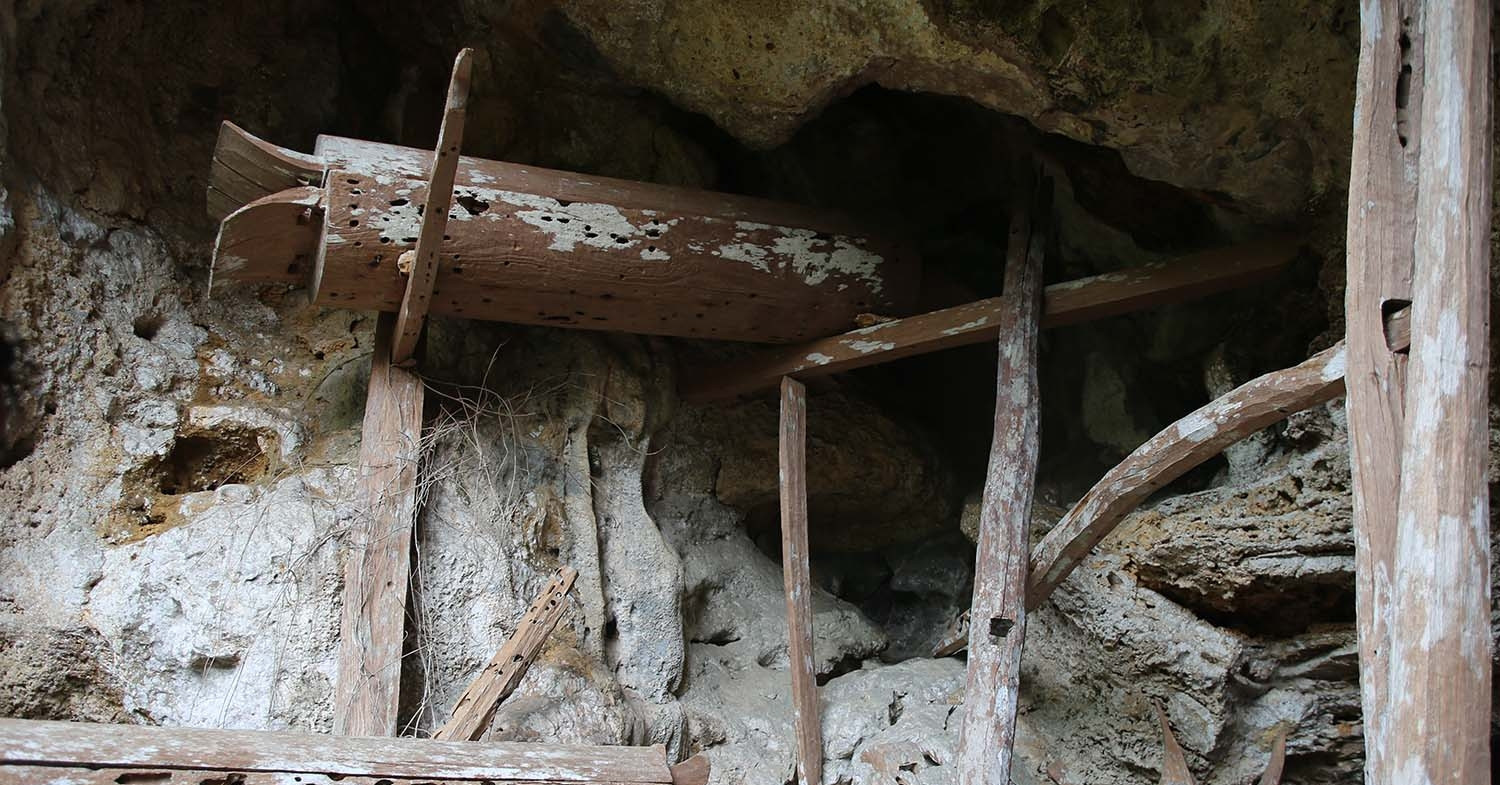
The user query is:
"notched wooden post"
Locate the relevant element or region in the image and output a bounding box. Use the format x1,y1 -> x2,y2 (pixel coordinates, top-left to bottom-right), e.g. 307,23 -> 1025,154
957,175 -> 1047,785
778,376 -> 821,785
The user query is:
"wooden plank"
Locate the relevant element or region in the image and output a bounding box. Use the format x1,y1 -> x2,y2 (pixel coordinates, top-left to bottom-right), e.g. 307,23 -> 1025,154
1343,4 -> 1419,779
210,186 -> 323,291
680,237 -> 1296,401
0,766 -> 649,785
778,376 -> 821,785
1383,1 -> 1492,781
435,566 -> 579,741
334,312 -> 426,737
956,186 -> 1044,785
668,754 -> 710,785
1026,307 -> 1412,609
0,719 -> 672,783
208,121 -> 323,219
392,48 -> 472,364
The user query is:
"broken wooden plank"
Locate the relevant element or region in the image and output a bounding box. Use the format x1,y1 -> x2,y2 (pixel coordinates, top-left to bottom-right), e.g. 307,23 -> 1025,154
668,754 -> 711,785
957,186 -> 1045,785
207,121 -> 323,220
778,376 -> 821,785
215,134 -> 920,345
435,566 -> 579,741
1383,2 -> 1492,780
0,766 -> 655,785
1153,701 -> 1198,785
333,312 -> 426,737
680,237 -> 1296,401
1026,308 -> 1413,610
0,718 -> 673,783
209,185 -> 323,291
1343,4 -> 1420,779
392,48 -> 472,364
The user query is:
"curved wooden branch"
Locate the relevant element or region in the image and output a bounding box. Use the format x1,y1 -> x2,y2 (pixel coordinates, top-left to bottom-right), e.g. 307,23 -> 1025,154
1025,308 -> 1411,610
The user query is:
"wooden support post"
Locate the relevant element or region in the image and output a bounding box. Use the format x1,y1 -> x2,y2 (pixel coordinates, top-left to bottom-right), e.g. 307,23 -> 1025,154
435,567 -> 579,741
680,238 -> 1294,402
1344,4 -> 1419,777
778,376 -> 821,785
0,718 -> 675,784
392,49 -> 472,364
333,313 -> 426,737
1383,1 -> 1492,780
957,184 -> 1045,785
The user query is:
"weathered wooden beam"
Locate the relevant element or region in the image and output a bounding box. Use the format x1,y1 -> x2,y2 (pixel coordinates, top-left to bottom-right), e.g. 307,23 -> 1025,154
680,237 -> 1296,402
436,567 -> 579,741
1026,312 -> 1412,610
334,313 -> 426,737
1344,3 -> 1419,778
0,718 -> 673,783
778,376 -> 821,785
206,121 -> 322,221
392,49 -> 472,364
957,187 -> 1044,785
212,127 -> 920,344
210,185 -> 323,289
0,766 -> 651,785
1383,1 -> 1492,780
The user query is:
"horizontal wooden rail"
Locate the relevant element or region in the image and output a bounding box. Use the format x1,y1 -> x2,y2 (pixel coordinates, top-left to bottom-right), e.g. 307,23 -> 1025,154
0,718 -> 674,784
680,236 -> 1297,401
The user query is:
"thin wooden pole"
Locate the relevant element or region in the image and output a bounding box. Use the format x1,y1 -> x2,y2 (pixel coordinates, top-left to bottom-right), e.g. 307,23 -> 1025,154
1384,1 -> 1492,780
778,376 -> 821,785
957,183 -> 1045,785
333,313 -> 425,736
1344,3 -> 1419,777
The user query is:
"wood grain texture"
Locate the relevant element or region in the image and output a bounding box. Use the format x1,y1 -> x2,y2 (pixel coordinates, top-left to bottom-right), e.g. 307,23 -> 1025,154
435,566 -> 579,741
0,766 -> 651,785
956,188 -> 1044,785
668,754 -> 711,785
334,313 -> 426,737
392,49 -> 472,364
778,376 -> 821,785
207,121 -> 322,219
1343,4 -> 1420,778
680,237 -> 1295,401
0,719 -> 673,783
1383,1 -> 1492,781
1153,702 -> 1198,785
210,186 -> 322,290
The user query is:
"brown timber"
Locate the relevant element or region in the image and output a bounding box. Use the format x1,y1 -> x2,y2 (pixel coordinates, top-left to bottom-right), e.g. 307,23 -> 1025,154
392,49 -> 472,364
779,376 -> 821,785
435,567 -> 579,741
212,127 -> 920,344
956,187 -> 1044,785
0,718 -> 672,783
333,313 -> 426,736
1383,0 -> 1492,780
681,237 -> 1295,401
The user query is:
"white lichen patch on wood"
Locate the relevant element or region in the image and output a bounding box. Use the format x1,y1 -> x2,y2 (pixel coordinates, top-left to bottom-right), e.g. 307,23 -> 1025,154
941,317 -> 990,336
843,339 -> 896,354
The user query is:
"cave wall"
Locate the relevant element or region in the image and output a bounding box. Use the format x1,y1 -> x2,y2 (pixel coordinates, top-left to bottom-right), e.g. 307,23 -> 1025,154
0,2 -> 1496,785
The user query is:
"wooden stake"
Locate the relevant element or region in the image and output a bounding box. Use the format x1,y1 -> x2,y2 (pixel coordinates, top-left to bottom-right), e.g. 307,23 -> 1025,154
957,183 -> 1045,785
333,313 -> 426,737
1344,4 -> 1420,777
682,237 -> 1295,402
778,376 -> 821,785
1384,1 -> 1492,780
435,567 -> 579,741
391,49 -> 472,364
1153,701 -> 1198,785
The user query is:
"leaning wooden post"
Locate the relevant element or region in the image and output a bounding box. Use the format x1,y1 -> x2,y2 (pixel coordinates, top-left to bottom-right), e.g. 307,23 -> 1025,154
957,181 -> 1045,785
333,313 -> 427,736
333,49 -> 471,737
1384,1 -> 1492,780
778,377 -> 821,785
1344,2 -> 1419,777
